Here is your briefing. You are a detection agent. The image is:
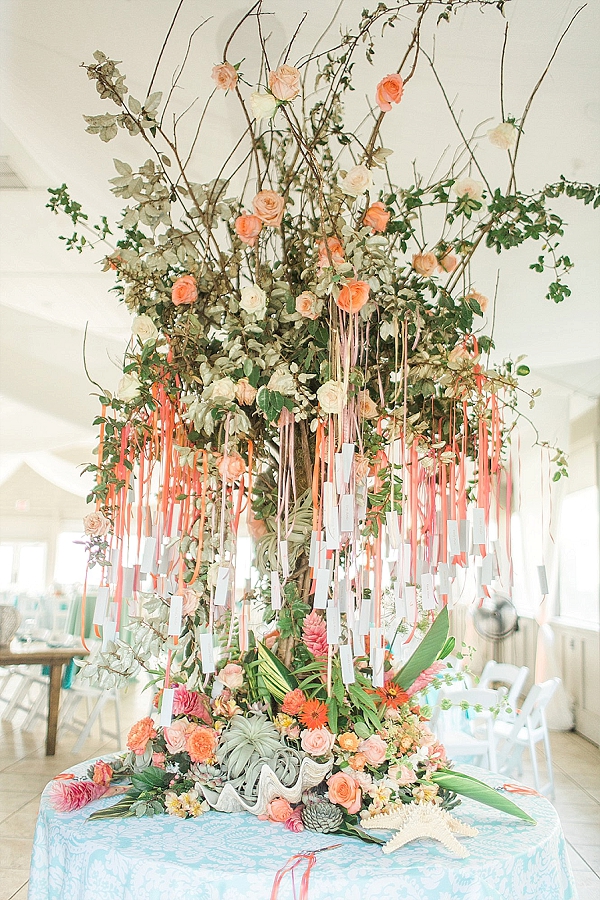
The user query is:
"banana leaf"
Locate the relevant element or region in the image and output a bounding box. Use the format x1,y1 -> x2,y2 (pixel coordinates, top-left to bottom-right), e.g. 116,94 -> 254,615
257,641 -> 298,701
394,606 -> 449,691
89,795 -> 137,820
430,769 -> 536,824
334,821 -> 385,845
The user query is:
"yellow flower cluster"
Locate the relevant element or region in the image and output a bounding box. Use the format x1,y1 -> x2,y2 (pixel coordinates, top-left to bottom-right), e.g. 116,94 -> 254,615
164,789 -> 208,818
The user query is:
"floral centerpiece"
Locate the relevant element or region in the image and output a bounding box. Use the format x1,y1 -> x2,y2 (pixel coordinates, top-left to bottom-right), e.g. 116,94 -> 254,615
48,0 -> 597,851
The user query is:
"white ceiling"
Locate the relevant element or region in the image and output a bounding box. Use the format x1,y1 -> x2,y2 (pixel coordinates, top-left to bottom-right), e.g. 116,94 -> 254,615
0,0 -> 599,457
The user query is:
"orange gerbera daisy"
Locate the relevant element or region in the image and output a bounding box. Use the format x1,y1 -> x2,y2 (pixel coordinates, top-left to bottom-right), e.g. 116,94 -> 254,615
376,683 -> 409,710
298,698 -> 328,730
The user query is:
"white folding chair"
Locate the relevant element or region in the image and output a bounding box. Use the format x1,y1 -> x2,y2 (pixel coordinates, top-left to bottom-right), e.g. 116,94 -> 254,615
57,643 -> 122,753
479,661 -> 529,720
494,677 -> 560,799
431,687 -> 500,772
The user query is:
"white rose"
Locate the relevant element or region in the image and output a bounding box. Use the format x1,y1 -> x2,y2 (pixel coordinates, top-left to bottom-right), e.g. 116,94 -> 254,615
210,377 -> 236,402
453,177 -> 484,203
117,372 -> 141,402
339,164 -> 373,197
240,284 -> 267,318
249,91 -> 278,121
317,380 -> 346,414
487,122 -> 518,150
267,368 -> 295,396
132,315 -> 158,343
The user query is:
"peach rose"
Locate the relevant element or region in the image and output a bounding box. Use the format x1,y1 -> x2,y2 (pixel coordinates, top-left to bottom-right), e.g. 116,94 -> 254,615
439,251 -> 458,273
185,725 -> 218,763
336,280 -> 370,314
364,201 -> 390,233
235,213 -> 262,247
218,662 -> 244,690
163,718 -> 188,754
295,291 -> 323,320
152,752 -> 166,768
375,73 -> 404,112
449,345 -> 470,363
217,451 -> 246,482
357,390 -> 378,420
328,771 -> 362,814
266,797 -> 294,822
172,275 -> 198,306
211,62 -> 238,92
337,732 -> 360,753
412,252 -> 438,277
317,237 -> 345,269
268,65 -> 301,101
83,511 -> 110,537
92,760 -> 112,786
235,378 -> 257,405
358,734 -> 388,766
488,122 -> 517,150
252,190 -> 285,227
465,290 -> 489,313
126,717 -> 157,755
247,506 -> 268,540
300,727 -> 336,756
181,588 -> 200,617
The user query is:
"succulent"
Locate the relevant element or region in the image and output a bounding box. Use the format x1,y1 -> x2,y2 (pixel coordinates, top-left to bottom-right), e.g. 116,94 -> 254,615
301,800 -> 344,833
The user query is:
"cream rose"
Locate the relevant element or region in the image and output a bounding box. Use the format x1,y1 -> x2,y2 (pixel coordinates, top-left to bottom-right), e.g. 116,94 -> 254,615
453,177 -> 484,203
249,91 -> 278,120
357,390 -> 378,420
301,727 -> 336,756
317,380 -> 346,415
239,284 -> 267,318
117,372 -> 141,402
132,315 -> 158,343
487,122 -> 518,150
358,734 -> 388,766
267,368 -> 295,396
235,378 -> 257,405
339,164 -> 373,197
210,377 -> 236,401
181,588 -> 200,617
218,663 -> 244,690
295,291 -> 323,320
83,511 -> 110,537
268,65 -> 301,101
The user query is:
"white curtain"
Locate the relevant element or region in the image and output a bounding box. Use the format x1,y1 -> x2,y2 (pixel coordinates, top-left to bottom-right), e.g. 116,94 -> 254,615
0,452 -> 93,497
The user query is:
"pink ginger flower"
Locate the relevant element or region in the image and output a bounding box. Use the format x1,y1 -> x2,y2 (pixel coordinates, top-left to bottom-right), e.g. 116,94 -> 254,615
172,685 -> 212,723
284,805 -> 305,833
302,610 -> 328,658
406,661 -> 446,698
49,780 -> 107,813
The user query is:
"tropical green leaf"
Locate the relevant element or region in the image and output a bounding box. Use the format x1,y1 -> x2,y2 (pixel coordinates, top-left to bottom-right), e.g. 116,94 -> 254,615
257,641 -> 298,701
430,770 -> 536,824
327,696 -> 339,733
335,821 -> 386,845
88,795 -> 137,820
438,636 -> 456,660
394,606 -> 449,691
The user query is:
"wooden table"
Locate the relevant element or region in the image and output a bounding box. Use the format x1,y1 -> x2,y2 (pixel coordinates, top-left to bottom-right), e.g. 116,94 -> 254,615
0,642 -> 88,755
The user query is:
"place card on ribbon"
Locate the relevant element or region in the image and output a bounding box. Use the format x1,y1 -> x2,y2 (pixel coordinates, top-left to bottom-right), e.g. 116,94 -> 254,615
431,534 -> 439,567
279,541 -> 290,580
472,507 -> 486,545
158,545 -> 171,576
159,687 -> 175,727
109,548 -> 120,585
338,578 -> 347,613
481,553 -> 493,586
335,452 -> 344,494
402,543 -> 412,583
369,627 -> 383,669
459,519 -> 470,553
342,442 -> 355,483
404,585 -> 417,621
395,581 -> 407,619
447,520 -> 460,557
352,628 -> 365,656
168,594 -> 183,637
326,602 -> 341,645
214,566 -> 230,606
93,586 -> 110,626
538,564 -> 549,595
314,568 -> 331,609
340,494 -> 354,533
323,480 -> 336,515
102,619 -> 117,650
140,536 -> 156,574
309,530 -> 321,568
339,644 -> 355,685
421,573 -> 436,610
199,631 -> 215,673
358,597 -> 372,635
271,571 -> 282,610
475,565 -> 485,600
386,511 -> 401,549
372,647 -> 385,688
437,562 -> 450,595
122,567 -> 135,599
325,507 -> 340,549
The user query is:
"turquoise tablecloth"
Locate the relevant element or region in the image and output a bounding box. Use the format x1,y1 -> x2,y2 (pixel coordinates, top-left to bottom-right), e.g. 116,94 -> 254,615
29,762 -> 577,900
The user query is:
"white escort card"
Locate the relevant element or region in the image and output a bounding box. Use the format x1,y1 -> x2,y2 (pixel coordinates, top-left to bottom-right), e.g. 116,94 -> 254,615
339,644 -> 355,685
421,573 -> 436,610
159,687 -> 175,727
93,586 -> 110,626
271,571 -> 282,610
214,566 -> 230,606
167,594 -> 183,636
313,568 -> 331,609
199,632 -> 215,673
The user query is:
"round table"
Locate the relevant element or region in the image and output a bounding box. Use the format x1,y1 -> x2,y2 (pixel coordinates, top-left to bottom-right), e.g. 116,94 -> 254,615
29,761 -> 577,900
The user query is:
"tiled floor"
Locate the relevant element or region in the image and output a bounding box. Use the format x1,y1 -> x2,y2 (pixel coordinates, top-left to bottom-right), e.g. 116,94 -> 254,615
0,684 -> 598,899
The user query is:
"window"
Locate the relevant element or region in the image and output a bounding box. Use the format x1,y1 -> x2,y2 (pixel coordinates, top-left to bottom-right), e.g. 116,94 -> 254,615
0,542 -> 47,594
559,486 -> 599,625
54,532 -> 101,588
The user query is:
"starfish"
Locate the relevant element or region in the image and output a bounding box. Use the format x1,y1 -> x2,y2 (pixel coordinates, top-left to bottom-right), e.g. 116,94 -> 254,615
361,802 -> 478,857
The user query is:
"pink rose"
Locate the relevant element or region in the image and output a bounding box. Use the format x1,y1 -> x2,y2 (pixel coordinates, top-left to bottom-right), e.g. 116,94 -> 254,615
217,451 -> 246,482
152,752 -> 166,768
412,252 -> 438,277
295,291 -> 322,321
83,511 -> 110,537
389,764 -> 417,786
375,74 -> 404,112
218,663 -> 244,690
172,275 -> 198,306
252,190 -> 285,227
181,589 -> 200,618
327,771 -> 362,814
172,685 -> 212,723
317,237 -> 345,269
235,213 -> 262,247
300,727 -> 335,757
358,734 -> 388,766
211,62 -> 238,92
163,718 -> 189,754
268,65 -> 301,101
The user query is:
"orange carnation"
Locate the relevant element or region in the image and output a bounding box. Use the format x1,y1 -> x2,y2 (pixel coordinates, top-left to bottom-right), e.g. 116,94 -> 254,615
298,698 -> 328,730
336,280 -> 370,314
364,201 -> 390,233
235,213 -> 262,247
375,74 -> 404,112
126,717 -> 157,755
348,752 -> 367,771
281,688 -> 306,716
185,725 -> 217,763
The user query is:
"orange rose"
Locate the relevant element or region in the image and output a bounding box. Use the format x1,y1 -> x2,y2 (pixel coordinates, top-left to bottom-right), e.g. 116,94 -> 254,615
337,732 -> 360,753
465,290 -> 489,313
412,252 -> 438,277
317,237 -> 345,269
252,190 -> 285,227
328,771 -> 362,814
336,280 -> 370,314
172,275 -> 198,306
375,74 -> 404,112
92,760 -> 112,786
348,752 -> 367,771
364,201 -> 390,233
126,717 -> 157,755
185,725 -> 217,763
266,797 -> 293,822
439,251 -> 458,273
235,213 -> 262,247
268,65 -> 301,101
211,62 -> 238,92
217,451 -> 246,482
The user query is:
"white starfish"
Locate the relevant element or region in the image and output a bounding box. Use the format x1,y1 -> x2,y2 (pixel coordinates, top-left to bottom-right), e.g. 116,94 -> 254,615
361,802 -> 478,857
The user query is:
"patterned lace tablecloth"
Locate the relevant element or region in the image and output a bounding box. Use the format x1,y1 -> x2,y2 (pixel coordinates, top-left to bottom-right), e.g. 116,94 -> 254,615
29,761 -> 577,900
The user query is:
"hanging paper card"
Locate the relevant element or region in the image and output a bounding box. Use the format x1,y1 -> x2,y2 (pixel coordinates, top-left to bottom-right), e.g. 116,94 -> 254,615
93,586 -> 110,626
314,568 -> 331,609
346,590 -> 356,629
369,627 -> 383,669
271,570 -> 282,610
102,619 -> 117,651
140,536 -> 157,574
340,494 -> 354,533
459,520 -> 470,553
326,506 -> 340,549
372,646 -> 385,688
352,629 -> 365,656
158,545 -> 170,576
447,520 -> 461,557
122,567 -> 134,599
438,562 -> 450,595
402,543 -> 412,583
431,534 -> 439,567
214,567 -> 230,606
323,481 -> 336,515
326,602 -> 341,645
481,553 -> 493,586
279,541 -> 290,580
472,507 -> 486,545
338,578 -> 347,614
199,632 -> 215,673
339,644 -> 355,685
309,531 -> 322,568
421,573 -> 436,610
109,549 -> 120,585
168,594 -> 183,637
335,452 -> 344,494
395,581 -> 407,619
538,565 -> 549,595
475,565 -> 485,599
386,511 -> 401,549
358,597 -> 372,635
342,443 -> 355,483
404,585 -> 417,621
159,687 -> 175,727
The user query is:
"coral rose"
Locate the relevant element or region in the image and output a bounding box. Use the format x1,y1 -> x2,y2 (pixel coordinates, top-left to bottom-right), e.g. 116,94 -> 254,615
218,662 -> 244,690
317,237 -> 345,269
328,771 -> 362,814
358,734 -> 388,766
126,717 -> 157,755
301,727 -> 336,756
211,62 -> 238,92
337,732 -> 360,753
235,213 -> 262,247
163,718 -> 188,754
465,290 -> 489,313
181,588 -> 200,617
172,275 -> 198,306
364,201 -> 390,232
375,73 -> 404,112
252,190 -> 285,227
266,797 -> 294,822
83,511 -> 110,537
186,726 -> 217,763
235,378 -> 257,405
439,251 -> 458,273
268,65 -> 301,101
282,688 -> 306,716
336,280 -> 370,314
295,291 -> 323,320
412,252 -> 438,277
217,451 -> 246,482
92,760 -> 112,786
339,164 -> 373,197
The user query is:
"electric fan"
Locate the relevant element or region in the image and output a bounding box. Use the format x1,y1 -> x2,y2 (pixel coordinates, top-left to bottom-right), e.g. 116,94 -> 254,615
473,592 -> 519,662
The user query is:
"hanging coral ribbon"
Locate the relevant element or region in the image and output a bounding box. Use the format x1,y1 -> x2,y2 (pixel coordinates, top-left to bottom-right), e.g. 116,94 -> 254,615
270,845 -> 342,900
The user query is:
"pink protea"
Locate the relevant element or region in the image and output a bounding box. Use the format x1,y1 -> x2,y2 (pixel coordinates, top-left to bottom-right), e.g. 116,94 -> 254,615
49,780 -> 107,813
406,661 -> 446,698
284,805 -> 305,833
302,610 -> 328,658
